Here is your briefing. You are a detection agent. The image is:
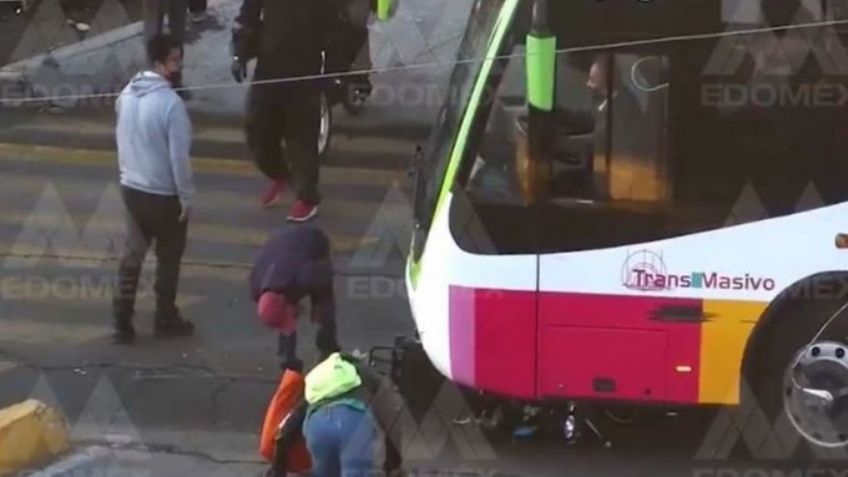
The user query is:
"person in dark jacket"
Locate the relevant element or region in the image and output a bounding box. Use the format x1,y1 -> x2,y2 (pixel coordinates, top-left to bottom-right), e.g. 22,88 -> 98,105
250,226 -> 339,372
231,0 -> 342,222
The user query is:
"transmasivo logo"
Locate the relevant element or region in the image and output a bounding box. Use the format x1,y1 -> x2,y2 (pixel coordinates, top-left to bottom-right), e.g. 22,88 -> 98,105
631,269 -> 776,292
622,250 -> 776,292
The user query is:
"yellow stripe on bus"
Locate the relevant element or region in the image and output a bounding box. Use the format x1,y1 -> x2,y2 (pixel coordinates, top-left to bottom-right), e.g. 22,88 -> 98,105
699,300 -> 768,404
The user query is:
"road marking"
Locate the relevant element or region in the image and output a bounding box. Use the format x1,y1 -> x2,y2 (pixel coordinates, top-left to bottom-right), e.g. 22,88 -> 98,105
0,253 -> 251,283
4,120 -> 418,156
0,210 -> 378,251
26,447 -> 111,477
0,175 -> 390,222
0,142 -> 405,187
0,319 -> 109,345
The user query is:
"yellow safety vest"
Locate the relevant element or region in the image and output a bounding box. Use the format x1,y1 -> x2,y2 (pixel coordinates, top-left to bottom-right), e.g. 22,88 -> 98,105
304,352 -> 362,405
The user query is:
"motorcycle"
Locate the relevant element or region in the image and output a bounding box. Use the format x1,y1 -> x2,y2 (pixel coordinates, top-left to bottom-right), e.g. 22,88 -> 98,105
318,10 -> 374,160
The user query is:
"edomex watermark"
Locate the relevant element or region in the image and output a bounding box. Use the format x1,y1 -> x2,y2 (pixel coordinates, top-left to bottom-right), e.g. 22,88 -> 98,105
0,0 -> 143,111
702,1 -> 848,110
0,182 -> 152,303
346,182 -> 413,301
693,379 -> 848,477
356,373 -> 498,466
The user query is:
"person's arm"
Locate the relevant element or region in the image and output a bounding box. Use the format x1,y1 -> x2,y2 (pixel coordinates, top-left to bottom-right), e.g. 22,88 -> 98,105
299,258 -> 334,323
233,0 -> 263,60
231,0 -> 262,83
166,101 -> 194,220
234,0 -> 262,29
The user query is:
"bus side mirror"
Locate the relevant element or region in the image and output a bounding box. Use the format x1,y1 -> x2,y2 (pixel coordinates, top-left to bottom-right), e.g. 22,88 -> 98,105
516,0 -> 556,205
375,0 -> 399,21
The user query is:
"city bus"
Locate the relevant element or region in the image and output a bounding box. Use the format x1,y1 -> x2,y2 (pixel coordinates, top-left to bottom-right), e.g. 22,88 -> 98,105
404,0 -> 848,456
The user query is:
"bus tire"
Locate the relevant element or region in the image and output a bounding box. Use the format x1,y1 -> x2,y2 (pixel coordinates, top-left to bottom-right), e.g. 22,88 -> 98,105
744,295 -> 848,463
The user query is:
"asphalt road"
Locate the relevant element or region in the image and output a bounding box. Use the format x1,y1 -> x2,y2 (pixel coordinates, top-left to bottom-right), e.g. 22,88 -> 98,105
0,135 -> 839,476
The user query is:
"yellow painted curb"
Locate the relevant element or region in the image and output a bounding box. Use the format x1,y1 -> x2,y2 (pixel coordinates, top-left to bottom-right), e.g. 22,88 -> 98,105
0,400 -> 69,475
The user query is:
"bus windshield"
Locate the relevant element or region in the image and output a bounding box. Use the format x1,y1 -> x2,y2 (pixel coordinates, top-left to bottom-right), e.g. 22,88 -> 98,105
415,0 -> 508,230
450,3 -> 848,256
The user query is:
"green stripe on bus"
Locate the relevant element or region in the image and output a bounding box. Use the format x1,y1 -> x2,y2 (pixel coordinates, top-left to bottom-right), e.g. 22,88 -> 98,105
409,0 -> 520,289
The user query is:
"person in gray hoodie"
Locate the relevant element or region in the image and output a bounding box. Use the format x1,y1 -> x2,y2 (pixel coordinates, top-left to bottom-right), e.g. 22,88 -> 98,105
112,34 -> 195,344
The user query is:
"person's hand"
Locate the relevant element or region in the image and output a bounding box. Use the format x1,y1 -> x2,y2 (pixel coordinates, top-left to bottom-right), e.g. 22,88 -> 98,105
179,204 -> 191,222
231,57 -> 247,83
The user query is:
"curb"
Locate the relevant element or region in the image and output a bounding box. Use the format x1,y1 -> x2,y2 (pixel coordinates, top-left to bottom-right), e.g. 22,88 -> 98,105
0,400 -> 70,475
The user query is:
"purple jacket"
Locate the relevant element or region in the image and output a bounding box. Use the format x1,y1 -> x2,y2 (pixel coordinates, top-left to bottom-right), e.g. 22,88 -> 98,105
249,226 -> 334,324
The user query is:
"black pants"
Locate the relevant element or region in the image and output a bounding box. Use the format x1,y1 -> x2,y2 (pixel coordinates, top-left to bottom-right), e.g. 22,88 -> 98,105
246,83 -> 321,204
114,186 -> 188,322
143,0 -> 187,45
188,0 -> 206,13
276,314 -> 337,372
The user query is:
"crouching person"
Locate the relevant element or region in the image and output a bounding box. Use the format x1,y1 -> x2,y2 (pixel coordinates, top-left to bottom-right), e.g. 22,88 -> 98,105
270,351 -> 404,477
250,225 -> 340,372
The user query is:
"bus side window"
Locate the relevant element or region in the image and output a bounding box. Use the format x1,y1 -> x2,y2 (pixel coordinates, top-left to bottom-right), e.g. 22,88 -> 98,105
547,52 -> 670,206
545,53 -> 601,201
606,54 -> 671,203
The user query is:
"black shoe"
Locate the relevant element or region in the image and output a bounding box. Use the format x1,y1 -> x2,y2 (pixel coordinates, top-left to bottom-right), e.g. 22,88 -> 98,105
113,320 -> 136,345
153,314 -> 195,338
279,358 -> 304,374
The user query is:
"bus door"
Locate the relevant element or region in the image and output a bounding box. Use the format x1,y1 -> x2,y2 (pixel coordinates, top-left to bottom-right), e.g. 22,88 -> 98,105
534,50 -> 678,403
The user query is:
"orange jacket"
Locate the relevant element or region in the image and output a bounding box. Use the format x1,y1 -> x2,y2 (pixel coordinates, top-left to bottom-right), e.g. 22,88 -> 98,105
260,370 -> 312,473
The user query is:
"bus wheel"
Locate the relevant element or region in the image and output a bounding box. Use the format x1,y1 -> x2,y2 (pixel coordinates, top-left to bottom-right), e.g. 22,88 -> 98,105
747,298 -> 848,462
783,342 -> 848,452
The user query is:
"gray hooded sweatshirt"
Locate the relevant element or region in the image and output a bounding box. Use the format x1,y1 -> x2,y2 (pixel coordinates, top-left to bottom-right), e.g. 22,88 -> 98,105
116,72 -> 193,211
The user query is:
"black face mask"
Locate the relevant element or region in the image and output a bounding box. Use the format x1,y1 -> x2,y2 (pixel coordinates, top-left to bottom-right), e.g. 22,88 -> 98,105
590,89 -> 606,105
165,70 -> 182,88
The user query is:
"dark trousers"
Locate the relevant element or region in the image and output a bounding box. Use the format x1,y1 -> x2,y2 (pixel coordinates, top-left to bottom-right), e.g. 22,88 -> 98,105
188,0 -> 206,13
246,83 -> 321,204
114,186 -> 188,322
277,312 -> 337,372
143,0 -> 187,45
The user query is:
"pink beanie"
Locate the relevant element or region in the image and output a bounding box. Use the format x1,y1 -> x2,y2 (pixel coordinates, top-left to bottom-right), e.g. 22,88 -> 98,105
258,292 -> 297,334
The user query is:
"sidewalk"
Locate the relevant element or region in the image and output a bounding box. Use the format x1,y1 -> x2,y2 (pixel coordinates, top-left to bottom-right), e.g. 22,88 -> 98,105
0,0 -> 473,133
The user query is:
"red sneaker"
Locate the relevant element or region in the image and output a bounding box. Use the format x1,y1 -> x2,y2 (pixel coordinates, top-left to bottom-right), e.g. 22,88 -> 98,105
287,200 -> 319,222
260,179 -> 286,208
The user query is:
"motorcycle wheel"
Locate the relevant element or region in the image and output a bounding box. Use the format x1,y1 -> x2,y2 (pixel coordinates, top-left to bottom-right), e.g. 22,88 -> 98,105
318,92 -> 332,161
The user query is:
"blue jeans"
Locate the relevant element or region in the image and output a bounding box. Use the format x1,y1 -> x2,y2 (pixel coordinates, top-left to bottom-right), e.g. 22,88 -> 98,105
303,404 -> 378,477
